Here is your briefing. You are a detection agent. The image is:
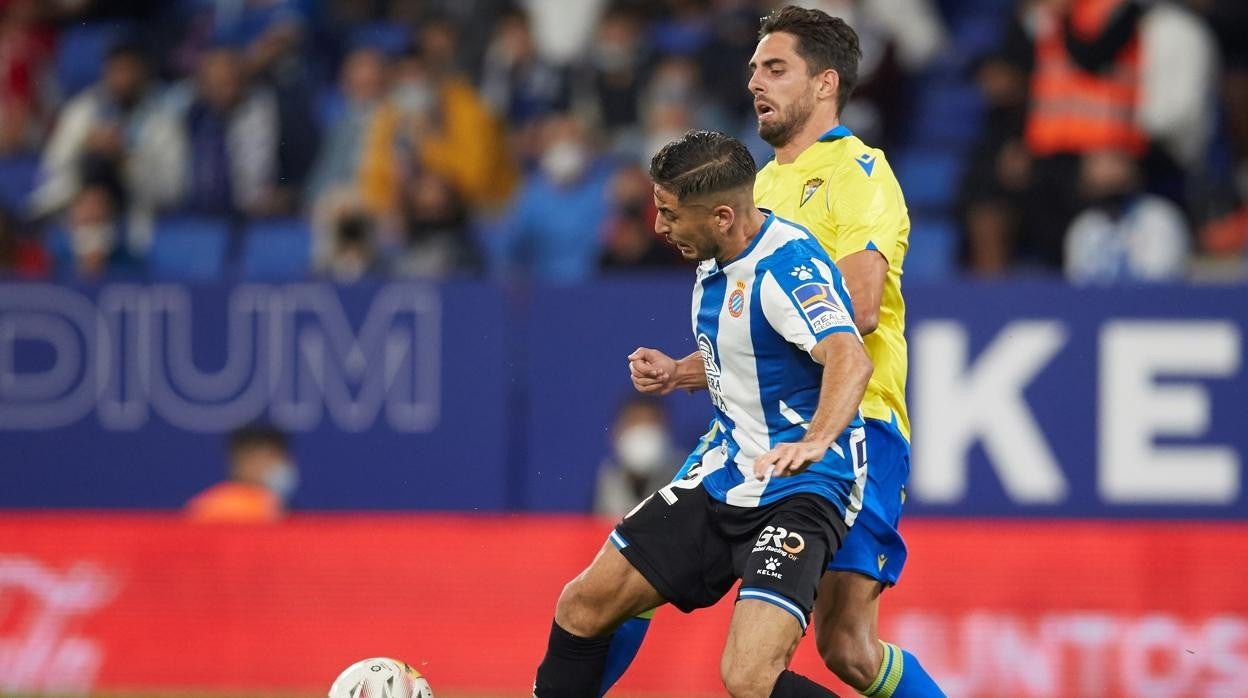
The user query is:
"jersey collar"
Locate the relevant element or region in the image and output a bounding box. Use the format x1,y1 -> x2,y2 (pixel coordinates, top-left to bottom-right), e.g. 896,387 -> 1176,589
719,210 -> 775,270
817,125 -> 853,142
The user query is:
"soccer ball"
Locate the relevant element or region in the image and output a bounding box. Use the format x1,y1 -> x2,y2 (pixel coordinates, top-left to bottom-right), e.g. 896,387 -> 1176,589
328,657 -> 433,698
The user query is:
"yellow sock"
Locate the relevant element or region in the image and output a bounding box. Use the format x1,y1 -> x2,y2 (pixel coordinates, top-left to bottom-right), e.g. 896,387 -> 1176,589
862,641 -> 904,697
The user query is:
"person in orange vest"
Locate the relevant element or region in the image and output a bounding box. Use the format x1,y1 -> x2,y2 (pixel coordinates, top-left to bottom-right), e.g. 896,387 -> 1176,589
1022,0 -> 1149,268
185,425 -> 298,523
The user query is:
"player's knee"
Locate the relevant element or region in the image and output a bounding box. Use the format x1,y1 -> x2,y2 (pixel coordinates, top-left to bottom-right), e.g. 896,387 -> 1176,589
816,626 -> 880,690
720,649 -> 783,698
553,578 -> 611,638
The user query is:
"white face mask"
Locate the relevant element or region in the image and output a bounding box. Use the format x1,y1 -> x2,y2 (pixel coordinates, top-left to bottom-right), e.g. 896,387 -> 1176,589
70,223 -> 116,259
393,81 -> 434,115
614,424 -> 671,477
541,140 -> 588,185
263,461 -> 299,501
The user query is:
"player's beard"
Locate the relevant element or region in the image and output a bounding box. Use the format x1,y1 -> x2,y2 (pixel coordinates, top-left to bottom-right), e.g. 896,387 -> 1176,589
758,90 -> 816,148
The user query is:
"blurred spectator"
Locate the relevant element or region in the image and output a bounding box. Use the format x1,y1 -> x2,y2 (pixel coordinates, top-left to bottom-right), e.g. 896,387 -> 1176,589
480,6 -> 572,163
1137,1 -> 1218,179
0,0 -> 53,154
308,46 -> 390,208
576,3 -> 653,152
489,112 -> 616,283
957,5 -> 1036,275
696,0 -> 762,129
807,0 -> 947,148
48,184 -> 141,280
593,396 -> 679,517
639,56 -> 710,163
390,169 -> 476,279
360,39 -> 516,211
0,206 -> 46,277
29,43 -> 183,254
599,165 -> 681,270
1022,0 -> 1150,268
1064,149 -> 1189,283
186,424 -> 297,523
174,46 -> 282,218
317,205 -> 382,284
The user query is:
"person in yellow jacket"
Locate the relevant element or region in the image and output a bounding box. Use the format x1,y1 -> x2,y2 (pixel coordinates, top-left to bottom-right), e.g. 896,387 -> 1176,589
359,45 -> 516,216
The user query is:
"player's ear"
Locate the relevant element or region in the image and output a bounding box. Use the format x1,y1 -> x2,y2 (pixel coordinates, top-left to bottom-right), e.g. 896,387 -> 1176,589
712,204 -> 735,234
819,68 -> 840,103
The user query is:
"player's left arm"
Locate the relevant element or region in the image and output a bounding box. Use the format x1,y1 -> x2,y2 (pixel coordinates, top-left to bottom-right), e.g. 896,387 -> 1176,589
753,332 -> 872,480
751,264 -> 872,479
827,152 -> 908,336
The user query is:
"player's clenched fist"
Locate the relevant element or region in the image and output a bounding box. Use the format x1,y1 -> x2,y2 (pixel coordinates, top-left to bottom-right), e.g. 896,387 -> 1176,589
753,441 -> 829,480
628,347 -> 678,395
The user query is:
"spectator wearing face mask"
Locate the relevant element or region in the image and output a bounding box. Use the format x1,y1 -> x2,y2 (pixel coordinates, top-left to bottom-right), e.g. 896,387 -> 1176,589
1064,149 -> 1190,283
360,23 -> 516,213
48,184 -> 141,281
488,112 -> 616,283
593,397 -> 679,517
186,424 -> 299,523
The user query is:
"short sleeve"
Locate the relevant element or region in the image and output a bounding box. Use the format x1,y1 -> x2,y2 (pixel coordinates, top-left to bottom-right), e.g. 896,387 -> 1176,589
828,151 -> 908,263
759,259 -> 860,353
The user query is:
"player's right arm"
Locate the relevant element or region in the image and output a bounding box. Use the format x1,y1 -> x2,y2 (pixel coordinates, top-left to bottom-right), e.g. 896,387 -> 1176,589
628,348 -> 706,395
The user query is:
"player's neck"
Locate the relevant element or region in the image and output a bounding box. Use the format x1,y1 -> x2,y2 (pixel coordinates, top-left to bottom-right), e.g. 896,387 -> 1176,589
716,208 -> 770,265
774,115 -> 841,165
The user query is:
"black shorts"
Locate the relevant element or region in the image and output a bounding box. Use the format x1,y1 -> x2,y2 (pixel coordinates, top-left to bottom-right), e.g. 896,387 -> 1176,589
610,483 -> 847,632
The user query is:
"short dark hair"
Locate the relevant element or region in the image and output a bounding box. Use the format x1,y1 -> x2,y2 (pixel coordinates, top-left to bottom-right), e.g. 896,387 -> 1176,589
106,41 -> 149,67
228,424 -> 290,457
649,130 -> 756,203
759,6 -> 861,114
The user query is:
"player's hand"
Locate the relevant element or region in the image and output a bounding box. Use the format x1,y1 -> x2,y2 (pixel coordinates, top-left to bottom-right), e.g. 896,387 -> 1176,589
628,347 -> 678,395
753,441 -> 828,480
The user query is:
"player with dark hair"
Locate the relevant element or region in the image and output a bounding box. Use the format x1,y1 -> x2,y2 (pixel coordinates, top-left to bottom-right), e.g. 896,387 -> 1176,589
612,6 -> 945,697
534,129 -> 871,698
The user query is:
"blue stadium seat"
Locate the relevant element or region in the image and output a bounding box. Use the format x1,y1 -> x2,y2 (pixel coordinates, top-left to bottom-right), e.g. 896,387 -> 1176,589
149,217 -> 229,282
894,150 -> 963,213
348,21 -> 411,56
55,22 -> 133,97
0,155 -> 38,212
240,218 -> 311,281
906,217 -> 959,281
906,84 -> 985,148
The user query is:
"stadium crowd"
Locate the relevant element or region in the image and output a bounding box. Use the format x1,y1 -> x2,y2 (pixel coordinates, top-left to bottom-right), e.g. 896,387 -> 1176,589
0,0 -> 1245,284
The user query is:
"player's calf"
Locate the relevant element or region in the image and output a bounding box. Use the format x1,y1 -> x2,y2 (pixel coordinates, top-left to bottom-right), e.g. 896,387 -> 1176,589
815,619 -> 882,690
535,543 -> 665,698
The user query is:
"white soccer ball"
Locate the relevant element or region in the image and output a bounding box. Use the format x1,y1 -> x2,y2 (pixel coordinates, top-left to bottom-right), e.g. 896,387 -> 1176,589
328,657 -> 434,698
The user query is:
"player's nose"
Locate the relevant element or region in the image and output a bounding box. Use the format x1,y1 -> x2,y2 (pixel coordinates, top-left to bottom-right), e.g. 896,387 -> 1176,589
747,69 -> 764,95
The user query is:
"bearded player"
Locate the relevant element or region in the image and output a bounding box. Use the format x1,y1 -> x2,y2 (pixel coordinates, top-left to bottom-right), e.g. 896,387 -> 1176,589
611,7 -> 945,697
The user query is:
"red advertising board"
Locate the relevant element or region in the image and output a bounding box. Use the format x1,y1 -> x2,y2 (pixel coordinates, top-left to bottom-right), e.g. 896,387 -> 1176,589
1,515 -> 1245,697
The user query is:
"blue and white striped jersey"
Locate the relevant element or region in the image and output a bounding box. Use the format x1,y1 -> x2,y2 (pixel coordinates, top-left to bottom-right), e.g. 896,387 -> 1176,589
685,212 -> 867,522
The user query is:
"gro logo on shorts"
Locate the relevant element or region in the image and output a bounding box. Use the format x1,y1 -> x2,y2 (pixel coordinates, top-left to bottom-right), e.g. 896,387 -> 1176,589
754,525 -> 805,555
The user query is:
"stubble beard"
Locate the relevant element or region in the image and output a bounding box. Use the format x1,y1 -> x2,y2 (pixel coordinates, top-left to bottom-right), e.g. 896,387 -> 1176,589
758,92 -> 815,149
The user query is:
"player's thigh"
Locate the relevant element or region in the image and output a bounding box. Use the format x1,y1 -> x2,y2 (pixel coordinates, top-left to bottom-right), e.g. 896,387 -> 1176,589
732,494 -> 844,634
614,483 -> 738,613
556,541 -> 666,636
721,599 -> 804,695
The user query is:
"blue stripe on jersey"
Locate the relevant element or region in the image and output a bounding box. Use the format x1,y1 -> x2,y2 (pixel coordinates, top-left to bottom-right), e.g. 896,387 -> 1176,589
696,263 -> 740,450
748,262 -> 821,449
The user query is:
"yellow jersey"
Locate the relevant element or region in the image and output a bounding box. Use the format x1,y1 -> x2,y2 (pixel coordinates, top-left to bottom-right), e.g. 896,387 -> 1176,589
754,125 -> 911,440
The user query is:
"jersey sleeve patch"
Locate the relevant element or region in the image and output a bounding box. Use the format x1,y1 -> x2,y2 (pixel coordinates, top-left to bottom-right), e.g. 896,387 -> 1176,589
791,282 -> 854,334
